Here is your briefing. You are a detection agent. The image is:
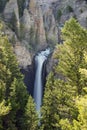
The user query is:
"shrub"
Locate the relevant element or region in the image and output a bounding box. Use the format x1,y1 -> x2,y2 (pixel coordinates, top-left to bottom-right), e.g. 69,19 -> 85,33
66,5 -> 73,13
56,9 -> 62,21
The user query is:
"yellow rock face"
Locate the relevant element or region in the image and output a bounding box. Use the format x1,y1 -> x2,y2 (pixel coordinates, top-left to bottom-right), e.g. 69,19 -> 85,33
29,0 -> 36,14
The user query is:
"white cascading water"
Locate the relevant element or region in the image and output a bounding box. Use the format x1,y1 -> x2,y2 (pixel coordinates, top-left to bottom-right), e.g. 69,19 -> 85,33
34,48 -> 50,112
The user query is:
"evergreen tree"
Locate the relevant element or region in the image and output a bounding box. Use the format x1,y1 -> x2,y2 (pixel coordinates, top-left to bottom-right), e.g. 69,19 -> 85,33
0,23 -> 28,130
59,43 -> 87,130
24,95 -> 39,130
41,72 -> 60,130
41,72 -> 77,130
54,17 -> 87,94
0,22 -> 39,130
41,18 -> 87,129
60,92 -> 87,130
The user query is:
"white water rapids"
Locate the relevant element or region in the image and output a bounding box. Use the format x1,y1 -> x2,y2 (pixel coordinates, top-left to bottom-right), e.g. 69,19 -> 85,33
33,48 -> 50,112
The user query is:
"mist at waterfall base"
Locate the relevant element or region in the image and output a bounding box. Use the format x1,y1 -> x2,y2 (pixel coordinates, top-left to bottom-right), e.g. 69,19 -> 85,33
33,48 -> 50,112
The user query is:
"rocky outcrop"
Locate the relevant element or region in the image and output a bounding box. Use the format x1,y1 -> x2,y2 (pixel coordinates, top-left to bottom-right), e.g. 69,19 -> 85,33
4,0 -> 20,24
29,0 -> 37,14
78,11 -> 87,28
3,0 -> 58,54
20,9 -> 32,45
1,21 -> 32,69
29,0 -> 47,49
43,8 -> 58,45
3,0 -> 20,35
14,43 -> 32,68
21,0 -> 47,51
52,0 -> 87,28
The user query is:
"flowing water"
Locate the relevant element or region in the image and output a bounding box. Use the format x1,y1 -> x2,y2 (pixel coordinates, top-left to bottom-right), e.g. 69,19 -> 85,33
34,48 -> 50,112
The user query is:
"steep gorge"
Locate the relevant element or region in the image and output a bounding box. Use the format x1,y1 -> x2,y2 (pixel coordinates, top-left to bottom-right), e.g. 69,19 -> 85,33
0,0 -> 87,93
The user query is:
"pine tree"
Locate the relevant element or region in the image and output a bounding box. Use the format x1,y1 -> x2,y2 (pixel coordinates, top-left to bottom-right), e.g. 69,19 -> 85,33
60,92 -> 87,130
56,18 -> 87,130
41,72 -> 77,130
41,72 -> 60,130
24,95 -> 39,130
54,17 -> 87,95
41,18 -> 87,129
0,23 -> 28,130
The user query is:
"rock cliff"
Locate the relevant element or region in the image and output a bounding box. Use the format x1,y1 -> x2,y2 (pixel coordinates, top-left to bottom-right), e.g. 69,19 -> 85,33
0,0 -> 87,69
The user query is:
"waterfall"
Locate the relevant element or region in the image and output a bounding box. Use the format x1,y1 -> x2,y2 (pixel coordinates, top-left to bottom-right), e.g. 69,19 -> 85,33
34,48 -> 50,112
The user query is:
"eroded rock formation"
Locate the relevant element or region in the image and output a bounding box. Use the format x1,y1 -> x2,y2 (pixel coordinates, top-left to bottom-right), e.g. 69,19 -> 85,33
0,0 -> 87,70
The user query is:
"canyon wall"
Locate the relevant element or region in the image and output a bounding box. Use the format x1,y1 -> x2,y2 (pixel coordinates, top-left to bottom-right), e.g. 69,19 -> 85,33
0,0 -> 87,72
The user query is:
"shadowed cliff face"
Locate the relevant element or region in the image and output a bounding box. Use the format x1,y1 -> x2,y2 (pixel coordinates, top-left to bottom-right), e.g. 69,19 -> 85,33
20,65 -> 35,96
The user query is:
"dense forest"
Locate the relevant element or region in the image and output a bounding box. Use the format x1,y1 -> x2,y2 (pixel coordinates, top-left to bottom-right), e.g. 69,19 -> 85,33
0,17 -> 87,130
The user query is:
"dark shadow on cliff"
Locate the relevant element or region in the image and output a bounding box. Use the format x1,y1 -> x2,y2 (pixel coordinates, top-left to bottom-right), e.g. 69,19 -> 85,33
20,61 -> 35,96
